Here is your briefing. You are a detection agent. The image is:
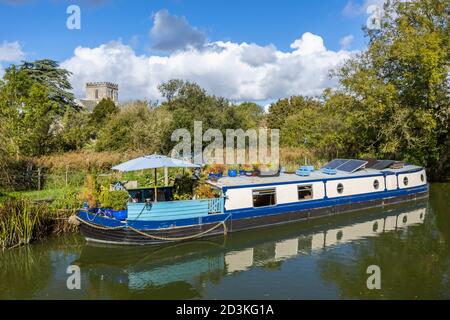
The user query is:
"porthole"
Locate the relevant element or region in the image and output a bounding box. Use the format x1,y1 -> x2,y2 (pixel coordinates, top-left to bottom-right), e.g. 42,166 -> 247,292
337,183 -> 344,194
421,174 -> 425,182
337,230 -> 343,241
403,177 -> 409,186
373,179 -> 380,190
403,216 -> 407,224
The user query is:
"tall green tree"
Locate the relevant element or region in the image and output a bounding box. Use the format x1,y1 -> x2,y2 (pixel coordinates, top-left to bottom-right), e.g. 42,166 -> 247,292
89,98 -> 120,139
158,79 -> 243,150
329,0 -> 449,180
267,96 -> 322,130
0,60 -> 79,156
17,59 -> 77,114
234,102 -> 264,129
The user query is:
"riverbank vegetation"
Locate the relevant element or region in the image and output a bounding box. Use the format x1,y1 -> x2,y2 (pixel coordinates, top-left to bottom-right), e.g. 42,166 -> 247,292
0,0 -> 448,249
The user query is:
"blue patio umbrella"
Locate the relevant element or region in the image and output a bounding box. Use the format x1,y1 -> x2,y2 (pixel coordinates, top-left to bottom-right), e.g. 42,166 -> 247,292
111,154 -> 201,201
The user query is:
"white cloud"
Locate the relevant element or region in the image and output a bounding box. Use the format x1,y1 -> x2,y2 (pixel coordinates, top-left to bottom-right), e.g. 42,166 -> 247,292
240,43 -> 277,67
0,64 -> 4,79
62,33 -> 357,103
150,9 -> 206,51
342,0 -> 387,17
342,0 -> 409,17
339,35 -> 354,49
0,41 -> 25,62
290,32 -> 326,54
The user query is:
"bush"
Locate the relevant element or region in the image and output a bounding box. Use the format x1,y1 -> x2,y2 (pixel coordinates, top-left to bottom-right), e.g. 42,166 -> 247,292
194,183 -> 219,199
98,187 -> 129,210
173,174 -> 194,200
0,157 -> 38,191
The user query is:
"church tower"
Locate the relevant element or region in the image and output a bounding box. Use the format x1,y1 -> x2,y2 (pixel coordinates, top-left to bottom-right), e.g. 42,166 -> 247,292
85,82 -> 119,103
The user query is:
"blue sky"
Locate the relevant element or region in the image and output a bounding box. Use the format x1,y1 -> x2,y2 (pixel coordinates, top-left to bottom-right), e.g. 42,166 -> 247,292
0,0 -> 383,103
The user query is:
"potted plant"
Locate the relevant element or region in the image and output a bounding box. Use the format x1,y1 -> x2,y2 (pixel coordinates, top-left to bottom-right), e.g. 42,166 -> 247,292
208,164 -> 225,179
251,163 -> 261,176
241,164 -> 253,176
98,186 -> 130,220
194,182 -> 220,199
259,162 -> 280,177
227,165 -> 238,177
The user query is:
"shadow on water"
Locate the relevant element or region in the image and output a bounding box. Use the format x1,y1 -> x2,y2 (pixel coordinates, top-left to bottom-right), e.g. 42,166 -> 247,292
1,184 -> 449,299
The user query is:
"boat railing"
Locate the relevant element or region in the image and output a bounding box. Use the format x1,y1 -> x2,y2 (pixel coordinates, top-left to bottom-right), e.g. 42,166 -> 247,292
208,197 -> 224,214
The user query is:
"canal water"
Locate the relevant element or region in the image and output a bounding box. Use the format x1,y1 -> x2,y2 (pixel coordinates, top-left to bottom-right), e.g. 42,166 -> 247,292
1,184 -> 449,299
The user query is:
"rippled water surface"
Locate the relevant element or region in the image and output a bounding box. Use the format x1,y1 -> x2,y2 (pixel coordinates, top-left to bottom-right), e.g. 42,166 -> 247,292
1,183 -> 449,299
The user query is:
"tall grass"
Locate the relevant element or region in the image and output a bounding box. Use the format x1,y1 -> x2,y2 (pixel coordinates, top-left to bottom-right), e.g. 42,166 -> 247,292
0,198 -> 52,250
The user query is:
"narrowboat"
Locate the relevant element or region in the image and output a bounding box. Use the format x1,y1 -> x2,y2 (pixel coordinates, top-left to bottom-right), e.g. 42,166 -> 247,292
75,158 -> 429,245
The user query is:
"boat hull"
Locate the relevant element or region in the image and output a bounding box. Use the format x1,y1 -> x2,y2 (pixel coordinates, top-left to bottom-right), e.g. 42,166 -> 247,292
79,187 -> 429,245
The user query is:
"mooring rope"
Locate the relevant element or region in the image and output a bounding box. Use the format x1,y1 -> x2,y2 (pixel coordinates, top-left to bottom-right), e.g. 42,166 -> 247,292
127,217 -> 230,241
72,215 -> 127,231
70,213 -> 231,241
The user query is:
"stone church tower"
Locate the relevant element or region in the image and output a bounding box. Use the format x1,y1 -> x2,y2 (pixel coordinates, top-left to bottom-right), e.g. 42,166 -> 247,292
86,82 -> 119,103
76,82 -> 119,111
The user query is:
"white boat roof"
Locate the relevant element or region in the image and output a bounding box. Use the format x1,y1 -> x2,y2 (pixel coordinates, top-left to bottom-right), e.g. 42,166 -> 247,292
208,165 -> 423,189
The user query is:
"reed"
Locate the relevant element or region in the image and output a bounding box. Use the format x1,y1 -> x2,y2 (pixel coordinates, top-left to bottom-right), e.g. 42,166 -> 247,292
0,198 -> 52,250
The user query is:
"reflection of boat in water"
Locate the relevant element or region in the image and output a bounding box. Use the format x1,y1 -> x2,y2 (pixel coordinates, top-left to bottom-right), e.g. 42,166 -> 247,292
74,200 -> 428,294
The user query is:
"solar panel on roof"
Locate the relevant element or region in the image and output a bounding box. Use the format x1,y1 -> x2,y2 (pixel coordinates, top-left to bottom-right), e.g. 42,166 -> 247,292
370,160 -> 395,170
361,158 -> 378,168
336,159 -> 367,173
321,159 -> 349,169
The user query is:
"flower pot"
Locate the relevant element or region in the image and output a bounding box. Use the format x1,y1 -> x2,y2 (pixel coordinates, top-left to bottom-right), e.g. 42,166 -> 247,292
239,170 -> 246,176
208,172 -> 223,179
228,169 -> 237,177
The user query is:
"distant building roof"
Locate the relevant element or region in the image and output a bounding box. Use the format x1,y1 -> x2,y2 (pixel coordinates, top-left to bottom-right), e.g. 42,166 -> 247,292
75,99 -> 98,112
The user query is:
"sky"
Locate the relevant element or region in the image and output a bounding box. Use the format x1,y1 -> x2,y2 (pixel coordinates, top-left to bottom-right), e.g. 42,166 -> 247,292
0,0 -> 387,104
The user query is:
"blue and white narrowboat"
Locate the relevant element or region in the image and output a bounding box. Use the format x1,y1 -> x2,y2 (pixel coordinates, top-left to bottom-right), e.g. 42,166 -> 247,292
76,159 -> 429,245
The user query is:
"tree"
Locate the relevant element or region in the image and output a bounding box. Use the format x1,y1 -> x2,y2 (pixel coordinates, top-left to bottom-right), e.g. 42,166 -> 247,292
89,98 -> 119,129
158,79 -> 244,150
95,101 -> 173,153
330,0 -> 449,180
55,109 -> 91,151
266,96 -> 322,130
281,98 -> 347,159
15,84 -> 59,156
234,102 -> 264,129
0,59 -> 80,156
17,59 -> 77,114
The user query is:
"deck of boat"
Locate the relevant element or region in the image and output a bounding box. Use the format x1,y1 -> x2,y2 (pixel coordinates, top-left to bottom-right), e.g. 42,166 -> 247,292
208,165 -> 423,188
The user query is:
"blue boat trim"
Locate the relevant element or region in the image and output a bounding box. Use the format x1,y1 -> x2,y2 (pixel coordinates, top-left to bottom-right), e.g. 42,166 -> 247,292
225,184 -> 428,220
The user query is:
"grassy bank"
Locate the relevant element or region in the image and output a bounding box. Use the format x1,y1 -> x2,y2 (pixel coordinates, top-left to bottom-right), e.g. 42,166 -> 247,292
0,185 -> 82,250
0,197 -> 77,250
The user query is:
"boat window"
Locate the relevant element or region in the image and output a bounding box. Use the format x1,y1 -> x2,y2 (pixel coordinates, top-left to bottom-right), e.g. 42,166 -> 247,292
252,188 -> 276,207
403,177 -> 409,186
337,183 -> 344,194
373,179 -> 380,190
421,174 -> 425,182
298,185 -> 313,200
